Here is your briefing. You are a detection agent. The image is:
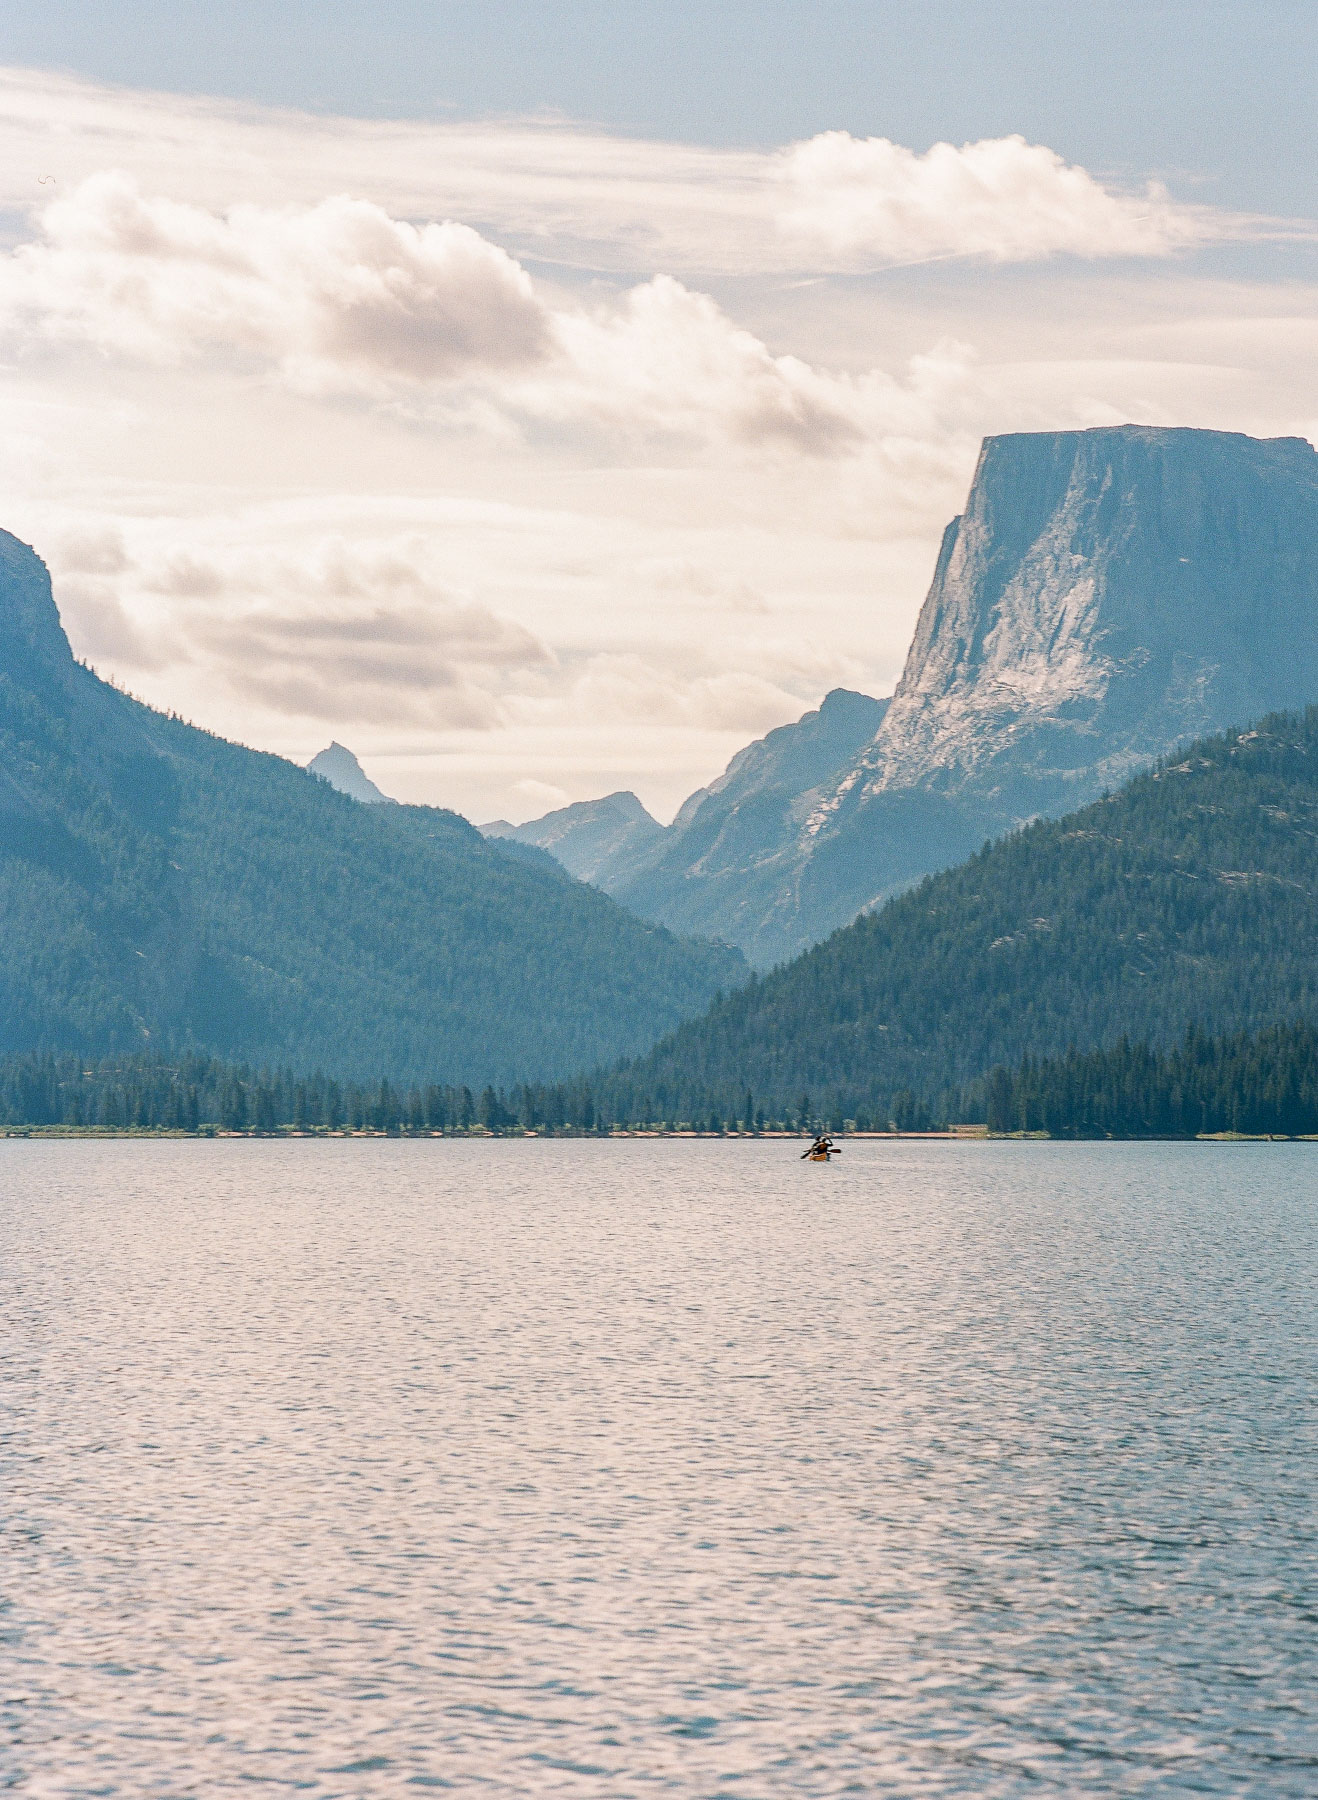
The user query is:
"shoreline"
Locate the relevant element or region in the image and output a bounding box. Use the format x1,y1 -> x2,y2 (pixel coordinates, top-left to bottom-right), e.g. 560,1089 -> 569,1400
0,1126 -> 1311,1143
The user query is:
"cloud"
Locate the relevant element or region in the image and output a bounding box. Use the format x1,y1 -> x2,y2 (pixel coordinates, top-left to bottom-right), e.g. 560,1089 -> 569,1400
0,68 -> 1277,278
52,572 -> 173,672
645,559 -> 769,613
533,653 -> 803,734
186,543 -> 552,728
50,523 -> 131,576
0,178 -> 902,455
776,133 -> 1212,267
4,174 -> 551,392
55,529 -> 555,729
540,276 -> 867,453
513,778 -> 569,812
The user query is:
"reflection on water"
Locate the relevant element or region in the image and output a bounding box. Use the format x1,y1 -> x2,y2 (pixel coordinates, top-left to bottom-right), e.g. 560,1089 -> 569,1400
2,1139 -> 1317,1796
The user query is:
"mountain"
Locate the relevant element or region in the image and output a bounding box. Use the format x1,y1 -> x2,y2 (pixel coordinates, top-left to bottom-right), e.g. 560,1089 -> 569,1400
307,741 -> 394,803
495,688 -> 888,956
597,426 -> 1318,968
610,688 -> 889,954
791,426 -> 1318,944
482,790 -> 662,886
594,709 -> 1318,1124
0,530 -> 745,1084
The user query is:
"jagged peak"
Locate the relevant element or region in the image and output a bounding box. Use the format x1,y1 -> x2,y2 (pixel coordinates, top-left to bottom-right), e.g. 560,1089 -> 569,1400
306,741 -> 395,804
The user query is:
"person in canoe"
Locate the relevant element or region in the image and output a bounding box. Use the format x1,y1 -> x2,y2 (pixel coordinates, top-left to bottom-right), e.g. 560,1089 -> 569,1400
802,1134 -> 840,1161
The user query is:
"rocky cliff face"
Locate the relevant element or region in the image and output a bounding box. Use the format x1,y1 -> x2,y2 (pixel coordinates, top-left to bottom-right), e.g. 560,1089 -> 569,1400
784,426 -> 1318,962
816,426 -> 1318,826
606,425 -> 1318,967
611,688 -> 888,954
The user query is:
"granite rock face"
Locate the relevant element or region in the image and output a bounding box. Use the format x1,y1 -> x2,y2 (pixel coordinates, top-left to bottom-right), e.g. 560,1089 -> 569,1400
591,426 -> 1318,967
827,425 -> 1318,815
783,426 -> 1318,963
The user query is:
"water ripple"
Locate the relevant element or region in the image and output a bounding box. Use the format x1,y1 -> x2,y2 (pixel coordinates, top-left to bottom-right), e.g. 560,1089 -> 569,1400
2,1139 -> 1317,1795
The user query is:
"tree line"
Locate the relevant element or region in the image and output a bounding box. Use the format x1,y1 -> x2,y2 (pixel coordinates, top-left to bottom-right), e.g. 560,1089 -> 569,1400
981,1020 -> 1318,1138
7,1018 -> 1318,1138
0,1049 -> 872,1135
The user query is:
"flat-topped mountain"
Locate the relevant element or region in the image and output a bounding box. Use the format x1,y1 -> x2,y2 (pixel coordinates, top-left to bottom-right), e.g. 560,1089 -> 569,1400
773,426 -> 1318,962
559,425 -> 1318,966
0,531 -> 744,1082
828,425 -> 1318,811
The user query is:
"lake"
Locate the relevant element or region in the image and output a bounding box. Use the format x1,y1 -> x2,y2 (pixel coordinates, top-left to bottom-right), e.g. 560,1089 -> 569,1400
2,1138 -> 1317,1796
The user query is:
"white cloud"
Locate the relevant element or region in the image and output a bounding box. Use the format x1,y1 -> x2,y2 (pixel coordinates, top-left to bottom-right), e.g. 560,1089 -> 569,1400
532,653 -> 804,735
512,778 -> 569,812
536,276 -> 867,453
0,177 -> 930,456
0,67 -> 1279,279
7,173 -> 551,389
776,133 -> 1211,267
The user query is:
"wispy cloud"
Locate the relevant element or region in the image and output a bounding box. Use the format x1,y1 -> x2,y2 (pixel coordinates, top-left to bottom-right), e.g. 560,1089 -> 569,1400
0,66 -> 1285,279
52,528 -> 555,729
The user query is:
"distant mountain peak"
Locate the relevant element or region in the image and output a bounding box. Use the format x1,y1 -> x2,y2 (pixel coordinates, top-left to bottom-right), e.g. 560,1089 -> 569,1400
306,742 -> 395,805
480,790 -> 662,885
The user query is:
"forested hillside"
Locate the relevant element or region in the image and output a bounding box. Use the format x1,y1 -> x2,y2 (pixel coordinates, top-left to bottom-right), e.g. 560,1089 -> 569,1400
982,1021 -> 1318,1139
592,711 -> 1318,1122
0,531 -> 744,1083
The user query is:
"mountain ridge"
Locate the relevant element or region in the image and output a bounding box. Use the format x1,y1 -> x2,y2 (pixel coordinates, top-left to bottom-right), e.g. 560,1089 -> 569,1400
0,530 -> 745,1083
482,789 -> 663,886
489,687 -> 889,960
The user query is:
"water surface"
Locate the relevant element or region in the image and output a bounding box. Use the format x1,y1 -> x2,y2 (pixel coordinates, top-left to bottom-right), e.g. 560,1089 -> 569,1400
2,1139 -> 1317,1795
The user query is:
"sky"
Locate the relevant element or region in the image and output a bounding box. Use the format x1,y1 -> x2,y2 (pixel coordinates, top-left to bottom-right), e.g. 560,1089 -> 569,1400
0,1 -> 1313,822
